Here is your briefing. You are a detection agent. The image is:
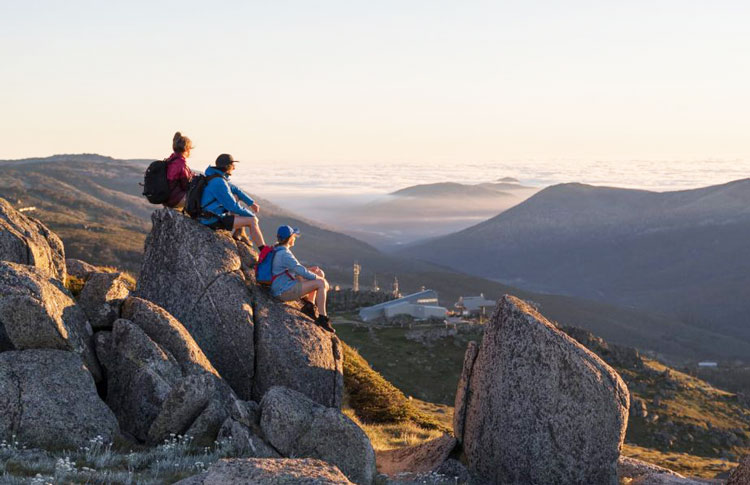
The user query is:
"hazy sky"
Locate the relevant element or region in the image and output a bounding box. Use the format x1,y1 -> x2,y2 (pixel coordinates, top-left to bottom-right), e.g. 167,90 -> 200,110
1,1 -> 748,165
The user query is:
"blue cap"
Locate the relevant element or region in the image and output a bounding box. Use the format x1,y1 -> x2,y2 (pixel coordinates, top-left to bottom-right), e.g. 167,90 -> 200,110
277,225 -> 300,240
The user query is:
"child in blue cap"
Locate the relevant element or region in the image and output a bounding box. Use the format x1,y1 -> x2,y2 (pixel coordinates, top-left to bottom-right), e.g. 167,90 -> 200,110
270,225 -> 334,332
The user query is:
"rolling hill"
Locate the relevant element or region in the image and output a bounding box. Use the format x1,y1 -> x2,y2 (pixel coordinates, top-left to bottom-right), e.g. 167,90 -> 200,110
326,180 -> 538,249
3,155 -> 750,363
400,180 -> 750,347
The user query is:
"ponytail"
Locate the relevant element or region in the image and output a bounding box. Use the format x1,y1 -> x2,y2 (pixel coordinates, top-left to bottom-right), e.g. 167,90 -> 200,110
172,132 -> 192,154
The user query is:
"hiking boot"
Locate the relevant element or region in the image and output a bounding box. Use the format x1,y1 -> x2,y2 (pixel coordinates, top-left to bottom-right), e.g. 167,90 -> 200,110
314,315 -> 335,333
300,299 -> 318,319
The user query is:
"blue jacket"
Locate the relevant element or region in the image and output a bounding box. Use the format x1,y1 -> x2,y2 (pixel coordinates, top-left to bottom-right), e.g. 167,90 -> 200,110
271,246 -> 317,297
199,166 -> 256,225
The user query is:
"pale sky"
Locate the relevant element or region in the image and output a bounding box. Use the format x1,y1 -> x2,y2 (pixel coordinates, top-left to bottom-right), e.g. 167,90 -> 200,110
1,1 -> 748,165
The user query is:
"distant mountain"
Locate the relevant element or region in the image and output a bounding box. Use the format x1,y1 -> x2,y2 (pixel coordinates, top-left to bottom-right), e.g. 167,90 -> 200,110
391,181 -> 514,198
400,180 -> 750,344
3,155 -> 749,362
331,181 -> 538,249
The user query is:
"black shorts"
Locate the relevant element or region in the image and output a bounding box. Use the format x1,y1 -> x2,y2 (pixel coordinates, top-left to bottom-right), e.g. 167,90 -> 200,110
207,214 -> 235,231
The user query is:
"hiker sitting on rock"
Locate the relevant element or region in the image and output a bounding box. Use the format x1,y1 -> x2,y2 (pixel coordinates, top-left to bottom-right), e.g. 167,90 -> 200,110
271,225 -> 334,333
198,154 -> 266,248
164,132 -> 194,208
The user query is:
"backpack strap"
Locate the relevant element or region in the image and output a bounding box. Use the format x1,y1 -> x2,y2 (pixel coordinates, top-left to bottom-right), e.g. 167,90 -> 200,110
270,270 -> 294,283
269,247 -> 296,284
199,174 -> 228,219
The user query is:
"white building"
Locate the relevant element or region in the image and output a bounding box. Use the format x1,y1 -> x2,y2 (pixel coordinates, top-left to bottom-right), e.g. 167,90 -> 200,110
455,293 -> 495,317
359,290 -> 447,322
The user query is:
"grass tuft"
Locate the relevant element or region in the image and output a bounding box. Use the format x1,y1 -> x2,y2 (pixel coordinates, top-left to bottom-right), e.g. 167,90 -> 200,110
341,341 -> 446,431
64,275 -> 86,297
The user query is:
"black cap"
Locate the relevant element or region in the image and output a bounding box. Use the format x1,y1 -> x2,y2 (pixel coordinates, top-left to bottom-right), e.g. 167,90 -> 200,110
215,153 -> 239,168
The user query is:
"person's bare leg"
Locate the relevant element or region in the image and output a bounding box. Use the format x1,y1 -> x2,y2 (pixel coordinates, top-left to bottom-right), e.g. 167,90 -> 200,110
299,279 -> 328,316
296,276 -> 316,305
315,285 -> 328,316
233,217 -> 265,248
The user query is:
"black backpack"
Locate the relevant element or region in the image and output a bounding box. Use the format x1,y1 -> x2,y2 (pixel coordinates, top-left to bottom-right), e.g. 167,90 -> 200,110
142,159 -> 171,204
185,173 -> 223,219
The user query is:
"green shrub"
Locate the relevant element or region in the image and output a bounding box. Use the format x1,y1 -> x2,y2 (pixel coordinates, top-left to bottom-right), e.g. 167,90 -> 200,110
341,342 -> 445,430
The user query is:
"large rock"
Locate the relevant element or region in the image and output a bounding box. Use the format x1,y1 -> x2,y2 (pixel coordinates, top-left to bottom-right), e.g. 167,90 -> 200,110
618,456 -> 682,481
0,262 -> 101,381
0,197 -> 66,280
147,373 -> 218,444
217,418 -> 280,457
0,349 -> 118,449
260,386 -> 376,485
65,258 -> 99,280
78,271 -> 132,329
452,340 -> 478,440
253,290 -> 343,408
97,319 -> 182,441
630,474 -> 708,485
136,209 -> 255,399
174,458 -> 354,485
137,209 -> 343,408
121,296 -> 220,378
728,455 -> 750,485
376,434 -> 457,476
98,315 -> 240,445
455,295 -> 630,485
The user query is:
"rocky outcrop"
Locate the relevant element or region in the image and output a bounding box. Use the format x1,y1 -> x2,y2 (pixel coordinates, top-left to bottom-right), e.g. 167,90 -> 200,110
618,456 -> 682,481
455,295 -> 630,485
174,458 -> 354,485
630,474 -> 707,484
136,209 -> 256,399
0,349 -> 118,449
97,316 -> 239,445
452,340 -> 478,440
121,296 -> 220,378
0,197 -> 66,281
0,262 -> 101,381
65,258 -> 98,280
728,455 -> 750,485
96,319 -> 182,441
147,374 -> 222,445
78,271 -> 132,329
376,434 -> 457,477
260,386 -> 376,485
217,417 -> 280,457
253,290 -> 343,408
137,209 -> 343,408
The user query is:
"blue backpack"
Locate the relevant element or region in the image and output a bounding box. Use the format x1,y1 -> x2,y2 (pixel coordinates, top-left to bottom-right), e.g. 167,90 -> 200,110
256,246 -> 284,286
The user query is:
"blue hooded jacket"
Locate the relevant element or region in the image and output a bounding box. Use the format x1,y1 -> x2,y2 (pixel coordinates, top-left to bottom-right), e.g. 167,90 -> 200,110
199,166 -> 256,225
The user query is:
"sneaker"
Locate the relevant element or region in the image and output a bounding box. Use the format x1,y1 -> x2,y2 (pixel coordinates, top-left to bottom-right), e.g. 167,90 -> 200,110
314,315 -> 335,333
300,300 -> 317,319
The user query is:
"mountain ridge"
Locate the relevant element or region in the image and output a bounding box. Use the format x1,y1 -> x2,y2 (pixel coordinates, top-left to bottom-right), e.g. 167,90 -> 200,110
4,154 -> 750,363
400,179 -> 750,347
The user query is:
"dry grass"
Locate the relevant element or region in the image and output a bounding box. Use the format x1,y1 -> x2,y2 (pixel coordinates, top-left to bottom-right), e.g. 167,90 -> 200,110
95,266 -> 137,290
622,443 -> 737,479
0,434 -> 250,484
343,408 -> 445,451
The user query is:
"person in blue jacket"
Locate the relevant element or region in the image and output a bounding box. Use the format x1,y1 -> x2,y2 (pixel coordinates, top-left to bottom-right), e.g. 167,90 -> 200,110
199,154 -> 266,248
271,225 -> 334,333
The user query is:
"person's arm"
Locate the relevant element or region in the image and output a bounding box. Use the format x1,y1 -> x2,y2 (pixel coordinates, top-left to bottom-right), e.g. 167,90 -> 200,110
279,250 -> 317,280
229,184 -> 255,208
211,179 -> 256,218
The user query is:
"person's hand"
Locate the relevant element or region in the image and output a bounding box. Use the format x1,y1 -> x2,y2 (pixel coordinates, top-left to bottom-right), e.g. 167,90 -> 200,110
251,203 -> 260,214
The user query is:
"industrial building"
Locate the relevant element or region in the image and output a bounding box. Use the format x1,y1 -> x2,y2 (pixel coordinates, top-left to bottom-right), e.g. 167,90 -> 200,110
455,294 -> 496,317
358,289 -> 448,322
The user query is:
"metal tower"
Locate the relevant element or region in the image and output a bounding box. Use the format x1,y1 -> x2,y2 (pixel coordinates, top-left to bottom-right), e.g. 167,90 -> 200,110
353,263 -> 361,292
